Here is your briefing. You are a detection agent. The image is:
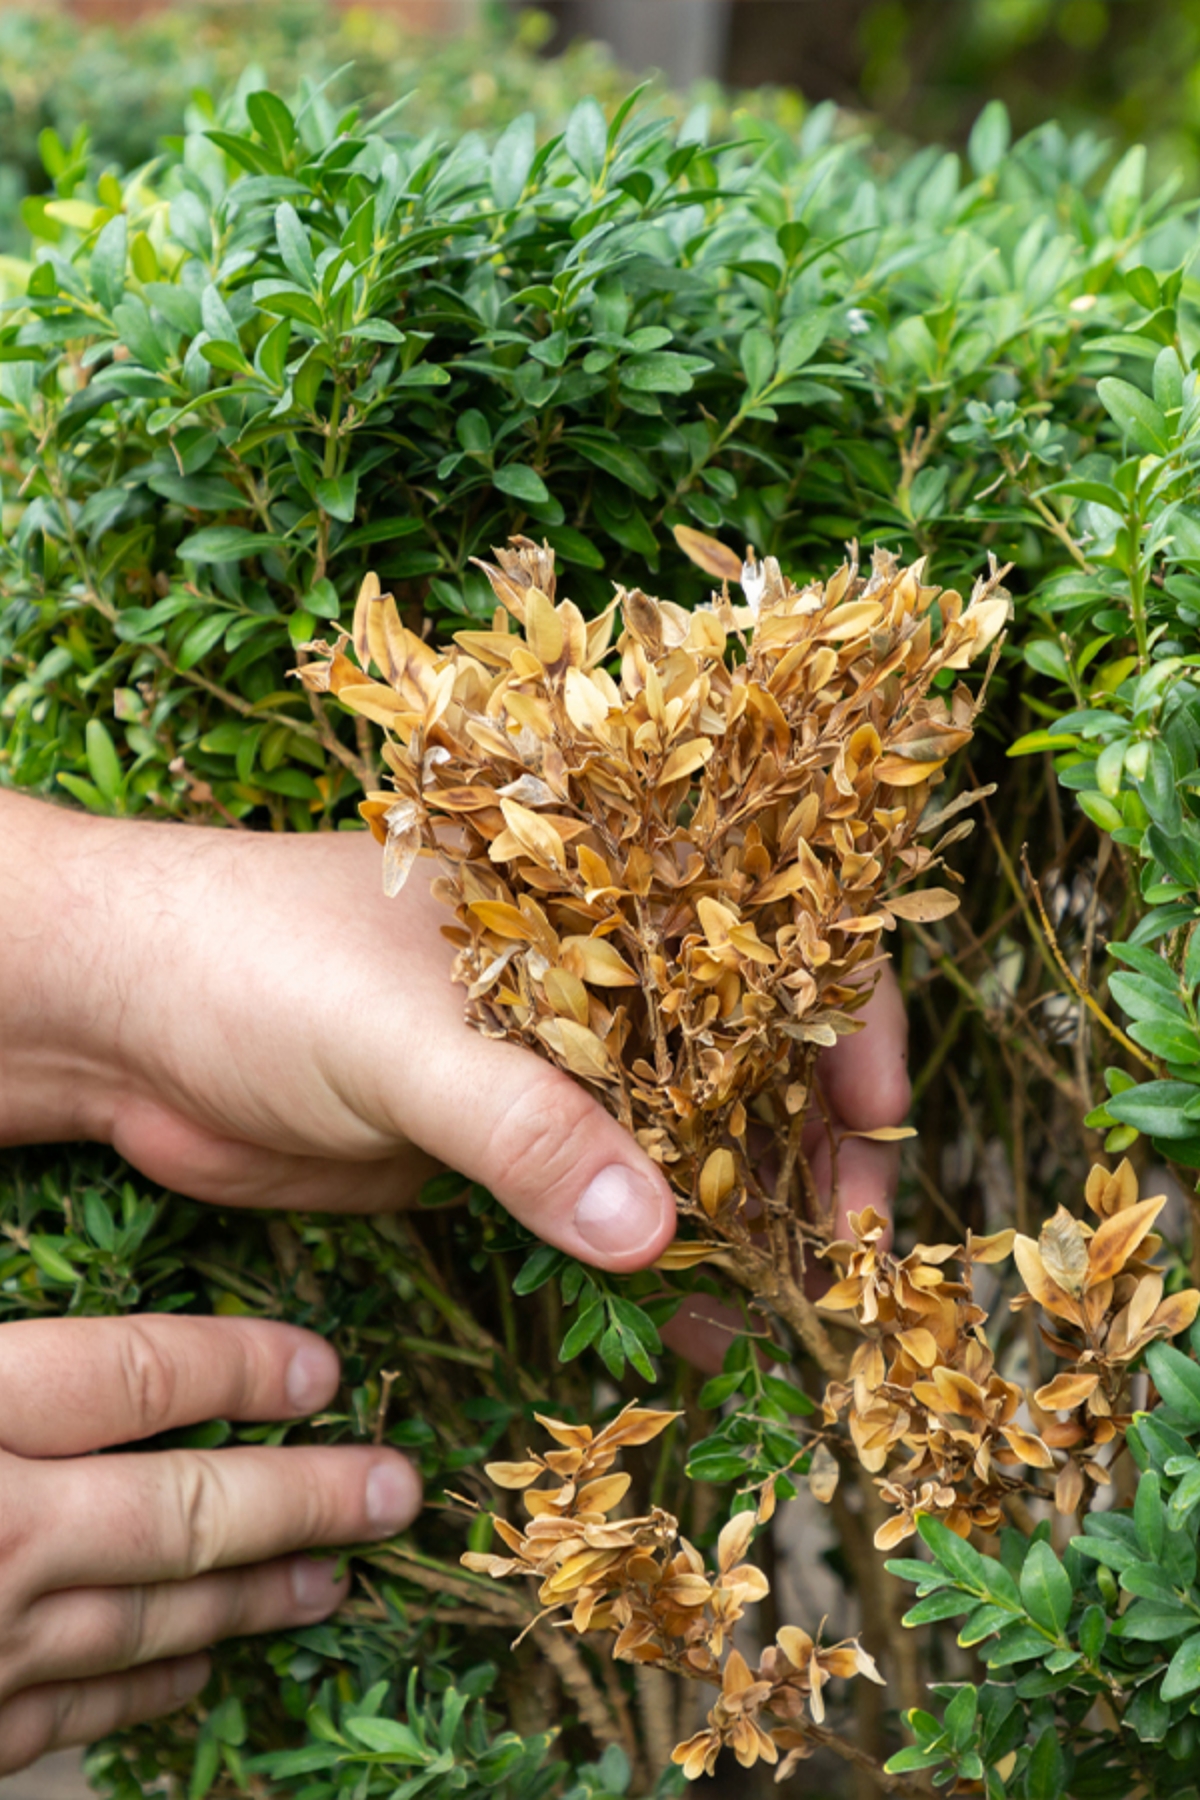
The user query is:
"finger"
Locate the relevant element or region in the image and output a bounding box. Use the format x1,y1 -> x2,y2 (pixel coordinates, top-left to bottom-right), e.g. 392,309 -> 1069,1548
0,1316 -> 341,1457
23,1557 -> 348,1687
114,868 -> 677,1269
807,1132 -> 900,1242
819,962 -> 910,1131
384,944 -> 676,1268
112,1097 -> 442,1212
420,1044 -> 676,1271
0,1654 -> 210,1776
29,1445 -> 420,1593
660,1296 -> 746,1376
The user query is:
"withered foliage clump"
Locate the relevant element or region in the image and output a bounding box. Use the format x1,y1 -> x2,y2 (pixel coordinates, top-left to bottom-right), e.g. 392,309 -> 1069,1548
821,1160 -> 1200,1545
461,1402 -> 881,1785
298,532 -> 1007,1358
298,539 -> 1200,1789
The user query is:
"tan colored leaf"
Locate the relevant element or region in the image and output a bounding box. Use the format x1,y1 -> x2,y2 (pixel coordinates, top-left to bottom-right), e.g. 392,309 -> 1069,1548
1035,1371 -> 1101,1410
468,900 -> 537,940
842,1125 -> 917,1142
543,966 -> 590,1024
808,1441 -> 840,1504
776,1627 -> 814,1669
717,1510 -> 756,1572
536,1016 -> 615,1082
451,628 -> 517,667
575,845 -> 615,891
484,1460 -> 544,1489
927,1367 -> 988,1421
1039,1207 -> 1090,1296
686,608 -> 728,656
499,798 -> 566,871
1013,1233 -> 1083,1323
721,1648 -> 755,1697
599,1406 -> 681,1448
729,921 -> 777,965
752,860 -> 820,905
653,1241 -> 725,1270
658,1573 -> 714,1608
837,913 -> 889,934
895,1328 -> 939,1368
875,755 -> 946,787
1125,1272 -> 1165,1345
885,888 -> 961,922
820,600 -> 883,640
967,1228 -> 1016,1264
658,737 -> 714,785
524,586 -> 564,665
1148,1289 -> 1200,1340
816,1277 -> 867,1313
1087,1193 -> 1167,1285
1000,1425 -> 1055,1469
699,1147 -> 737,1217
381,800 -> 421,897
336,680 -> 413,728
672,523 -> 742,583
1055,1459 -> 1085,1516
873,1511 -> 915,1551
919,783 -> 997,835
460,1551 -> 522,1576
352,570 -> 381,671
561,935 -> 639,987
696,895 -> 740,946
563,666 -> 611,734
533,1412 -> 593,1447
576,1473 -> 631,1515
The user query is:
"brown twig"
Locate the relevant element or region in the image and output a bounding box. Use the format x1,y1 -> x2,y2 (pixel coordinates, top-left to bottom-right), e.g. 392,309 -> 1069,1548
1021,847 -> 1157,1072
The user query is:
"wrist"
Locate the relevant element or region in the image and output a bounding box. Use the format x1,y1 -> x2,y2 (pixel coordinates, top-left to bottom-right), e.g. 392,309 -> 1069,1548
0,790 -> 128,1145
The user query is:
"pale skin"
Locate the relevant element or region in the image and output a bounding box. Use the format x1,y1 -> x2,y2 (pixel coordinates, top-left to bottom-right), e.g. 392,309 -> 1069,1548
0,788 -> 908,1762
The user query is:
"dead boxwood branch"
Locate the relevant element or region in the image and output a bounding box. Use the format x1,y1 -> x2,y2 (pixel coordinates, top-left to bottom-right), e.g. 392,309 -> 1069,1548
301,532 -> 1009,1377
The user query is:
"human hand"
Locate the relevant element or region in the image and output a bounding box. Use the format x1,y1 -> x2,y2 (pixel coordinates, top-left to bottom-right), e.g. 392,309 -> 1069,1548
0,792 -> 675,1271
0,1313 -> 419,1775
661,962 -> 910,1371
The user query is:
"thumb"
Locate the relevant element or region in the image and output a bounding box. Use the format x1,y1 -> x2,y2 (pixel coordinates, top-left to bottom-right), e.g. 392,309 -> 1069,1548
398,1025 -> 676,1273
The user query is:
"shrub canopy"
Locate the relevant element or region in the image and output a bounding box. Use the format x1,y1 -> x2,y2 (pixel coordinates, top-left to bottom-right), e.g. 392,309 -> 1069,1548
4,41 -> 1200,1800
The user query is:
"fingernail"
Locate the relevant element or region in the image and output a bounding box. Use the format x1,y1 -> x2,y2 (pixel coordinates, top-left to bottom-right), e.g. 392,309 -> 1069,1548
285,1341 -> 339,1415
365,1459 -> 419,1535
290,1556 -> 345,1613
171,1654 -> 211,1702
574,1165 -> 671,1259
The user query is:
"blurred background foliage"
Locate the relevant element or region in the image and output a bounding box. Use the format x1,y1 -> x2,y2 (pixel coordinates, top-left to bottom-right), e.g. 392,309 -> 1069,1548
12,0 -> 1200,252
0,1 -> 625,254
715,0 -> 1200,183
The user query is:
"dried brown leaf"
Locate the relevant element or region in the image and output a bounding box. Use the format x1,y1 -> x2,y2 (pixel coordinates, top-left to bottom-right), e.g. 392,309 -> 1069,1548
1087,1193 -> 1167,1286
672,524 -> 743,583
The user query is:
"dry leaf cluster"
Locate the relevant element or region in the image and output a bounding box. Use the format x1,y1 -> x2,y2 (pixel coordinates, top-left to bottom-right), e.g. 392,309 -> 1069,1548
298,531 -> 1007,1357
819,1160 -> 1200,1543
297,537 -> 1200,1787
461,1401 -> 881,1783
1016,1160 -> 1200,1513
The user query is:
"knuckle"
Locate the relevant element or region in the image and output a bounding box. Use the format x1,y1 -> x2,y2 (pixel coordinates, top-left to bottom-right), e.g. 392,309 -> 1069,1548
170,1454 -> 231,1578
49,1679 -> 95,1749
116,1322 -> 180,1440
291,1458 -> 348,1547
81,1587 -> 148,1671
0,1699 -> 47,1774
0,1464 -> 35,1578
485,1071 -> 601,1209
